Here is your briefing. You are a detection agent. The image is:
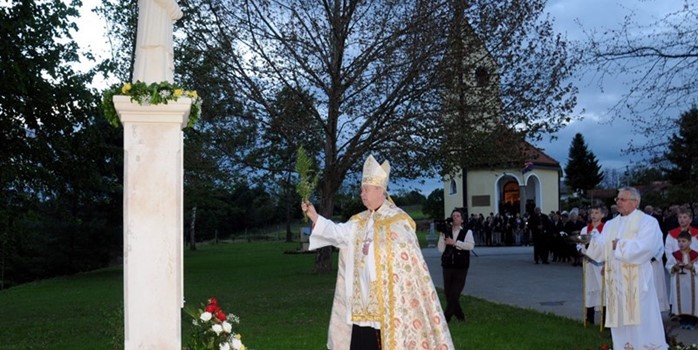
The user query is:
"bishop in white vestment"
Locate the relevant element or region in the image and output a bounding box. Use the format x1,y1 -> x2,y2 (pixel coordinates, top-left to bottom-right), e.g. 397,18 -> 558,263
584,187 -> 667,350
302,155 -> 453,350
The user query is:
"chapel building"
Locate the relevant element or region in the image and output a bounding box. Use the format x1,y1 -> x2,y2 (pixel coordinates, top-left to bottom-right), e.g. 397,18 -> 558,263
441,18 -> 561,217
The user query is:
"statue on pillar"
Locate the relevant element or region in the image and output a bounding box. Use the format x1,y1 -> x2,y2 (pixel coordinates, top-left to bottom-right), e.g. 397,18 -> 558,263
132,0 -> 183,84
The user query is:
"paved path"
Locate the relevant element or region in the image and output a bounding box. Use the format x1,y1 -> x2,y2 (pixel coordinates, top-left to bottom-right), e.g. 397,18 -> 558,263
423,246 -> 698,346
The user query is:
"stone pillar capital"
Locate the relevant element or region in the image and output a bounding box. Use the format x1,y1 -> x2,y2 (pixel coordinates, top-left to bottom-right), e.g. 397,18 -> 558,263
113,95 -> 191,128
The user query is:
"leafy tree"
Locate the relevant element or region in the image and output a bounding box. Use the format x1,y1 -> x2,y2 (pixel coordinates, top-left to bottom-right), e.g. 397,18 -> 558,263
93,0 -> 137,82
262,87 -> 323,242
1,0 -> 122,287
161,0 -> 457,272
622,165 -> 666,187
392,190 -> 427,207
422,189 -> 445,220
564,133 -> 604,195
580,0 -> 698,157
183,129 -> 232,250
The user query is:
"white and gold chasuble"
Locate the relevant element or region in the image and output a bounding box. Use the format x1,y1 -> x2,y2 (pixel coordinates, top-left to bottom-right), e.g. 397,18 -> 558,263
309,200 -> 454,350
585,209 -> 667,350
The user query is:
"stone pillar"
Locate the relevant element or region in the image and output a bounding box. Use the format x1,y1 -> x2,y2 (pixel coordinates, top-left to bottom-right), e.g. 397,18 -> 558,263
519,185 -> 527,215
115,95 -> 190,349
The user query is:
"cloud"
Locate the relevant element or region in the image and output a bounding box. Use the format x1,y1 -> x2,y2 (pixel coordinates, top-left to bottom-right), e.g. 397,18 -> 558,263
534,0 -> 686,173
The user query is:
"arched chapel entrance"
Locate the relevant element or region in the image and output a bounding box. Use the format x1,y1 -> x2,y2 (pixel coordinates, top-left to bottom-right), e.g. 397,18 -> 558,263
500,180 -> 520,215
496,173 -> 542,216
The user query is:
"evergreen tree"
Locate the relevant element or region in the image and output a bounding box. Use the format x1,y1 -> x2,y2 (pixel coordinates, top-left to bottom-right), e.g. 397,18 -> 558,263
663,107 -> 698,185
564,133 -> 604,195
662,107 -> 698,204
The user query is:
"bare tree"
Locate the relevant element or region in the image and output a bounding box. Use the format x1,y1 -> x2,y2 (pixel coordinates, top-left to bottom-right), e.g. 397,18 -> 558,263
176,0 -> 456,271
436,0 -> 579,175
580,0 -> 698,157
100,0 -> 578,272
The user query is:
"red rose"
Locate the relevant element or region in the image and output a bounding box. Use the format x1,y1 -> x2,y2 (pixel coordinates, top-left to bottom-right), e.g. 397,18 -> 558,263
209,297 -> 218,305
600,344 -> 610,350
215,310 -> 226,321
205,304 -> 220,313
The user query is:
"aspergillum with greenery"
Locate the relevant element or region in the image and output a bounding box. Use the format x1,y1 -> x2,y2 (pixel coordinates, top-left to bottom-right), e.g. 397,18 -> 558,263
295,145 -> 319,221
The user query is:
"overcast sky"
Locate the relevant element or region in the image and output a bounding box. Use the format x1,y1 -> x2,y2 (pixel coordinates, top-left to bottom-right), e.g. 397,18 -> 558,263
405,0 -> 687,195
72,0 -> 686,195
534,0 -> 685,171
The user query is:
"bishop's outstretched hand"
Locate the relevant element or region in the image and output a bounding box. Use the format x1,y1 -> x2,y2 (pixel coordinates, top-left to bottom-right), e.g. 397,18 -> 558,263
301,201 -> 319,224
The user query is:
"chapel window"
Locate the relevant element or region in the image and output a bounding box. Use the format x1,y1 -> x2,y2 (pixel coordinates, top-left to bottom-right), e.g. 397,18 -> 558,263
449,179 -> 458,195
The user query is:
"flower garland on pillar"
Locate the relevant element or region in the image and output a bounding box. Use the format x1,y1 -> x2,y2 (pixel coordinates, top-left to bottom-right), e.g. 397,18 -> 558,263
102,81 -> 201,128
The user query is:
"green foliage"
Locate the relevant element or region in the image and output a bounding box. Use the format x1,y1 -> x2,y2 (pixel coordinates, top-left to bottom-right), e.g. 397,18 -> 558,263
0,242 -> 610,349
401,205 -> 429,221
648,107 -> 698,205
185,184 -> 283,242
339,197 -> 365,221
93,0 -> 138,82
422,189 -> 445,219
663,107 -> 698,185
295,145 -> 319,203
623,165 -> 666,186
564,133 -> 604,194
1,0 -> 123,288
101,81 -> 202,128
392,190 -> 427,206
182,298 -> 246,350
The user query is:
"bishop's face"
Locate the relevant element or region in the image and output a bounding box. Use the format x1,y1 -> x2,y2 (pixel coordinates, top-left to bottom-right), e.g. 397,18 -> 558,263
361,185 -> 385,211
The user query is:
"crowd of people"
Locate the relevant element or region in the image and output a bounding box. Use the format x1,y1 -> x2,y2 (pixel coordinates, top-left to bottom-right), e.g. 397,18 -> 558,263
458,202 -> 698,267
571,191 -> 698,350
301,153 -> 696,350
577,187 -> 667,350
446,191 -> 698,350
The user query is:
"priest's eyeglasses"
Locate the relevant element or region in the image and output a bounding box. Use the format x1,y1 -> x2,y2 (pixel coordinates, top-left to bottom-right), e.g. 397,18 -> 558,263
614,197 -> 637,202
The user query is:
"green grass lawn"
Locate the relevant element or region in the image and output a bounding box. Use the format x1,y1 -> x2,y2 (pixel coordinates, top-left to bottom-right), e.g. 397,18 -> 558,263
0,241 -> 611,349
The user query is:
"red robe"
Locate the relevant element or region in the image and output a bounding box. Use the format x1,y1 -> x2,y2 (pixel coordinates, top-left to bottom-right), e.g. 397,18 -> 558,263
585,222 -> 605,235
668,226 -> 698,239
672,249 -> 698,262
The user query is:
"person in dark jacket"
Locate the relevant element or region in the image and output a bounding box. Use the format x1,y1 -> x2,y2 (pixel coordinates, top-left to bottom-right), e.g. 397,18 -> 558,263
438,209 -> 475,322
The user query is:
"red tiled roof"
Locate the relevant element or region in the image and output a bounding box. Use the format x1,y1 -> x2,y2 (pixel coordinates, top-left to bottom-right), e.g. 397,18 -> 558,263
520,141 -> 560,167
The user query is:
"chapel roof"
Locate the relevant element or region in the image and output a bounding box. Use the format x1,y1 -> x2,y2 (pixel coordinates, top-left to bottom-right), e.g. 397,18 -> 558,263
519,141 -> 560,167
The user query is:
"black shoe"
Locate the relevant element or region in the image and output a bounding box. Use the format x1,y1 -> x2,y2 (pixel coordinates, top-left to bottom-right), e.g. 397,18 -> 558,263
586,308 -> 595,325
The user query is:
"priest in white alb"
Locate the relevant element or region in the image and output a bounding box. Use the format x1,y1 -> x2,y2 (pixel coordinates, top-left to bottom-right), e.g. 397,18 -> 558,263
581,186 -> 667,350
301,155 -> 454,350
